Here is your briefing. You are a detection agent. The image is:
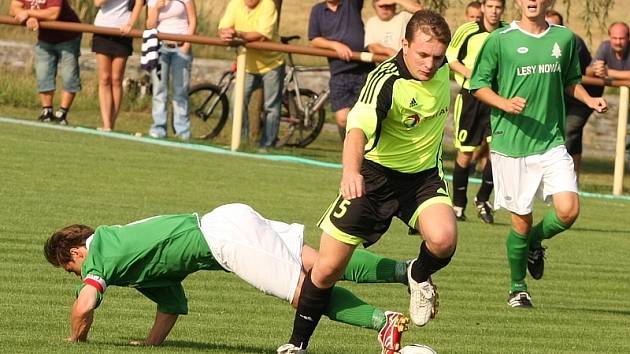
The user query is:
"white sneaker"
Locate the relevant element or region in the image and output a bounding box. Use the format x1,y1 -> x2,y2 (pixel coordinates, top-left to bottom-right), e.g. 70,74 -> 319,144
407,260 -> 438,326
277,343 -> 307,354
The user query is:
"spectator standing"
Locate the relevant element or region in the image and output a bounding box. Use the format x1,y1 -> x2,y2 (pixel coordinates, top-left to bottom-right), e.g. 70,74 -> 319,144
546,10 -> 604,181
9,0 -> 81,125
446,0 -> 506,224
308,0 -> 374,141
587,22 -> 630,80
464,1 -> 482,22
471,0 -> 607,308
218,0 -> 285,149
364,0 -> 423,58
586,22 -> 630,168
92,0 -> 144,132
146,0 -> 197,140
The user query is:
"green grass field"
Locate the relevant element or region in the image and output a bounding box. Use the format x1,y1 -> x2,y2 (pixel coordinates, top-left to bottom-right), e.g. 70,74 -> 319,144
1,120 -> 629,354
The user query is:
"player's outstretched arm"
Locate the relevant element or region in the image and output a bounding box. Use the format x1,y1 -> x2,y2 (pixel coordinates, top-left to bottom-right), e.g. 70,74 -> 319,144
68,285 -> 98,342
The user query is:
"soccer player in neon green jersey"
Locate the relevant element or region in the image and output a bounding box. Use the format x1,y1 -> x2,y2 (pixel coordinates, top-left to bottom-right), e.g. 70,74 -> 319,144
470,0 -> 608,308
280,10 -> 456,354
44,203 -> 411,353
446,0 -> 507,224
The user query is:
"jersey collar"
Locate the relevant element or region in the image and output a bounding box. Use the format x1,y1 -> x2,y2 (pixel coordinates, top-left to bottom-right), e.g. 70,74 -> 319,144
396,50 -> 417,81
85,234 -> 94,250
510,20 -> 551,38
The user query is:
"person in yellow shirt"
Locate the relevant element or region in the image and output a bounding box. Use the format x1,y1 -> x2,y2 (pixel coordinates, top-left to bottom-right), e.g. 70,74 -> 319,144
218,0 -> 285,149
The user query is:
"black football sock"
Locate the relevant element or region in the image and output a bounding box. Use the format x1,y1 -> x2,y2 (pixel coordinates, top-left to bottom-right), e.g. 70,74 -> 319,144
476,160 -> 494,203
288,271 -> 334,349
410,241 -> 455,283
452,161 -> 470,208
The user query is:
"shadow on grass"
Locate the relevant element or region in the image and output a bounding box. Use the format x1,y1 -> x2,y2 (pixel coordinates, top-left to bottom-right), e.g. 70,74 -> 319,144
110,340 -> 270,352
571,226 -> 630,235
163,340 -> 270,352
558,307 -> 630,317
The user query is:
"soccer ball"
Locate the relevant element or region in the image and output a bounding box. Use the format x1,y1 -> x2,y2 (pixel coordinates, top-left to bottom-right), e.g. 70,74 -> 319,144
398,344 -> 438,354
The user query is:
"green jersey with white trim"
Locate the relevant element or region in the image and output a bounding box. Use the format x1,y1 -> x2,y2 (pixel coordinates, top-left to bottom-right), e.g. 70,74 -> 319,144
470,22 -> 582,157
347,51 -> 450,174
78,214 -> 221,314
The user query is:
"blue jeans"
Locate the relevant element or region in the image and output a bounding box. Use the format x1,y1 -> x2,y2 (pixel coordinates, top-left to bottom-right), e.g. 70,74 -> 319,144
35,36 -> 82,93
242,65 -> 285,147
150,46 -> 192,139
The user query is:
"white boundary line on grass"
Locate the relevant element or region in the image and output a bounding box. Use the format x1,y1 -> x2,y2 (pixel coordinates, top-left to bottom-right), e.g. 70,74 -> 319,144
2,116 -> 630,202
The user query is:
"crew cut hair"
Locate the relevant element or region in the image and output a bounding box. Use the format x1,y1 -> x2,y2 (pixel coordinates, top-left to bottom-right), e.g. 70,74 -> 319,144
405,9 -> 452,45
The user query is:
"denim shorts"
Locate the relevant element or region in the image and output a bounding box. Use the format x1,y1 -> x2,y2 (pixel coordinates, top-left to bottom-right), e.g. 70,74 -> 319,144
329,71 -> 368,112
35,36 -> 82,93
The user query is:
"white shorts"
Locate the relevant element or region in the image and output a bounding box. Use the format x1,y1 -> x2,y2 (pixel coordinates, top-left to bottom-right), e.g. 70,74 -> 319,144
491,145 -> 578,215
199,203 -> 304,303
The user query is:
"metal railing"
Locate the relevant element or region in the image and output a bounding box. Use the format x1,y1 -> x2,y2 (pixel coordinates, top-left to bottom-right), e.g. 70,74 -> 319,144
0,15 -> 386,151
0,15 -> 627,195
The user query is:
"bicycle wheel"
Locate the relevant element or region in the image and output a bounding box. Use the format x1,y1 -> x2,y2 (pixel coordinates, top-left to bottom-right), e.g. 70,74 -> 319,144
188,83 -> 229,140
278,89 -> 326,148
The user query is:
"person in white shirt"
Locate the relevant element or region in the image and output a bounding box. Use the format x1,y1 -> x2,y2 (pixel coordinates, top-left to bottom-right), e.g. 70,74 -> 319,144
92,0 -> 144,132
146,0 -> 197,140
364,0 -> 423,57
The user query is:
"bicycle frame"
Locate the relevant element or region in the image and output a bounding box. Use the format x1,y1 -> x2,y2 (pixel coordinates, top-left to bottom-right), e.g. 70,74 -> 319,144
283,52 -> 329,126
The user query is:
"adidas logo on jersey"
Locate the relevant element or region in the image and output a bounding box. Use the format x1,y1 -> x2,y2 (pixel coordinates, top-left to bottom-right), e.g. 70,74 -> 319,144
409,97 -> 417,107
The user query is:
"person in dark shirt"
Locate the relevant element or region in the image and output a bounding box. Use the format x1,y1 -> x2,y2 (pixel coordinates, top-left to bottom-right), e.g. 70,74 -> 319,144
546,10 -> 604,181
308,0 -> 374,141
586,21 -> 630,169
9,0 -> 82,125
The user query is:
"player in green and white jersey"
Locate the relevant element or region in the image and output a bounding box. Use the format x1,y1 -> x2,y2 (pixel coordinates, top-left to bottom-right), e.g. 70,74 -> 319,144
281,10 -> 456,354
446,0 -> 506,224
44,203 -> 412,352
470,0 -> 607,308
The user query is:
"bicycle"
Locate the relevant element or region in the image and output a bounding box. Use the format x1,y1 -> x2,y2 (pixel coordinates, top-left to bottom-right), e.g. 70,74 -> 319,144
188,35 -> 329,147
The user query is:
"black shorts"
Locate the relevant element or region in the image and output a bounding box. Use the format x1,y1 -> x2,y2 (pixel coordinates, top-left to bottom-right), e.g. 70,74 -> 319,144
565,103 -> 593,155
91,33 -> 133,57
454,89 -> 491,152
318,160 -> 451,247
329,71 -> 367,112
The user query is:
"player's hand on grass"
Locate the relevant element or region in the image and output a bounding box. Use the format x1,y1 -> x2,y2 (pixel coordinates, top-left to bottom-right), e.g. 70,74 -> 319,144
502,96 -> 526,114
65,336 -> 85,343
587,96 -> 608,113
341,171 -> 364,200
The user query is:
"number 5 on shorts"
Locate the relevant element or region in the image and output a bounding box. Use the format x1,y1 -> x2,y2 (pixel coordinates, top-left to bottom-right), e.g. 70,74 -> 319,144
333,200 -> 351,218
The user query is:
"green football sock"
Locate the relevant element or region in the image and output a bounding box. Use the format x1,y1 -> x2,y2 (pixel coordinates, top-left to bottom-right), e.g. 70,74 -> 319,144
342,249 -> 406,284
507,229 -> 528,292
529,209 -> 570,249
324,286 -> 384,331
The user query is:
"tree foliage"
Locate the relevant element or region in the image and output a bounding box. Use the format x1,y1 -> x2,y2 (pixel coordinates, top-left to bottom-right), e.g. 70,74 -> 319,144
553,0 -> 616,42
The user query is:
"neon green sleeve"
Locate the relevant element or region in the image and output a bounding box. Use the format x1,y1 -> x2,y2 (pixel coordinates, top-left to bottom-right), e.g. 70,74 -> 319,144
346,102 -> 378,141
